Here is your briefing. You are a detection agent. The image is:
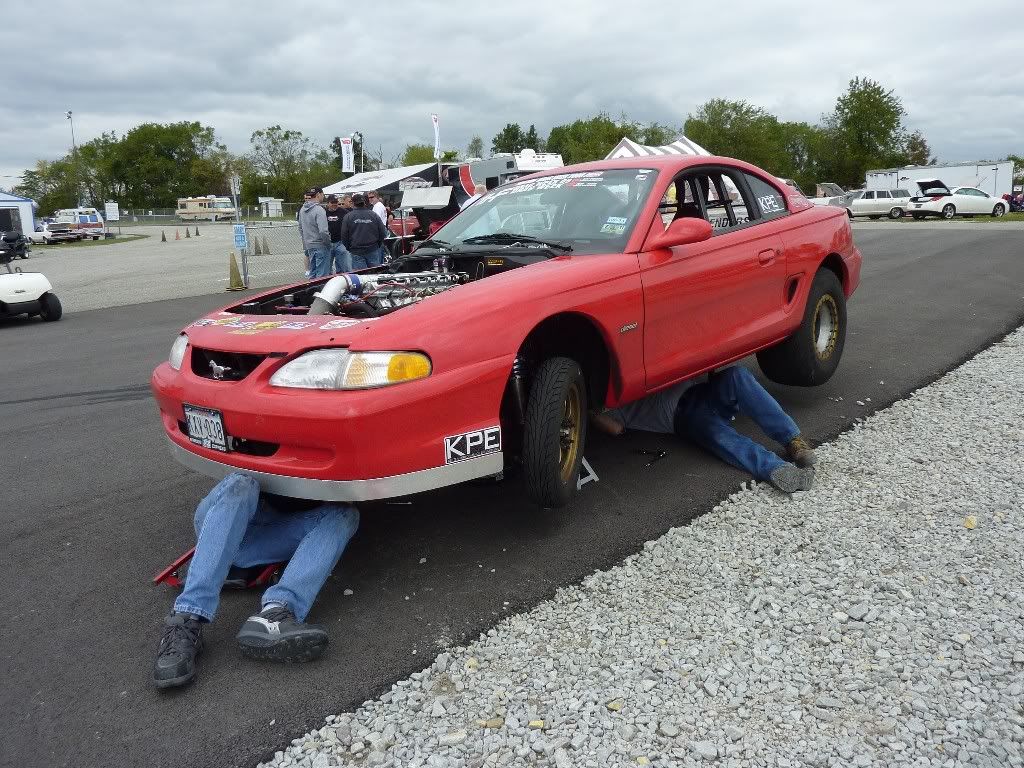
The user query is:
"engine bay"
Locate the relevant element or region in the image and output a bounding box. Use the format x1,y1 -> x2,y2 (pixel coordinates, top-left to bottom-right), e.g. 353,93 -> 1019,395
230,249 -> 548,319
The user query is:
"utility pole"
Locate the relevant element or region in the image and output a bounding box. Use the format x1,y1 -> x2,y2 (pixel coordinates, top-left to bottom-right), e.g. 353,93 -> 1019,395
66,110 -> 80,206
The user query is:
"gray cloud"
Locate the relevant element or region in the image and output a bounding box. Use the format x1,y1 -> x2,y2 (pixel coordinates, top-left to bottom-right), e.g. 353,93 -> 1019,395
3,0 -> 1021,185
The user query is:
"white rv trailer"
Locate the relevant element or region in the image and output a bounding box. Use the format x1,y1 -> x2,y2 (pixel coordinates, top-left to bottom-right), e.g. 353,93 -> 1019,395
866,160 -> 1015,198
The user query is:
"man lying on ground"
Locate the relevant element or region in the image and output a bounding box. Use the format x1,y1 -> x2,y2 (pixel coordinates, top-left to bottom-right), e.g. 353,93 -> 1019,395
153,472 -> 359,689
591,366 -> 816,493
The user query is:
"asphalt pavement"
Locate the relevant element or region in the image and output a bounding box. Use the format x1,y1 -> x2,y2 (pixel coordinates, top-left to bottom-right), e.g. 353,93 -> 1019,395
2,226 -> 1022,768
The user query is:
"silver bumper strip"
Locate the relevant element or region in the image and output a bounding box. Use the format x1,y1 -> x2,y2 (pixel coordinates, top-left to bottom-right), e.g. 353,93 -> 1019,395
166,438 -> 504,502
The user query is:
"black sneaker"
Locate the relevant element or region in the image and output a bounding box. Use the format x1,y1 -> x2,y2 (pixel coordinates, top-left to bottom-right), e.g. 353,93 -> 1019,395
236,604 -> 328,663
153,612 -> 204,689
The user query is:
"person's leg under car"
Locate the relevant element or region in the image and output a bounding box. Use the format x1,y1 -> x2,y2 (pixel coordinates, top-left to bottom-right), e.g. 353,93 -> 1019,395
154,472 -> 261,688
674,385 -> 813,492
234,502 -> 360,662
704,367 -> 815,467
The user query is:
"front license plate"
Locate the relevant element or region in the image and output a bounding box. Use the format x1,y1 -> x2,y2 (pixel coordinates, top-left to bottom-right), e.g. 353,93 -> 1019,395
184,404 -> 228,452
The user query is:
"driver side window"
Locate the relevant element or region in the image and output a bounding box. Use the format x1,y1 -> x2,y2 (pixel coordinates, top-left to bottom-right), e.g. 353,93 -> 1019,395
660,169 -> 752,234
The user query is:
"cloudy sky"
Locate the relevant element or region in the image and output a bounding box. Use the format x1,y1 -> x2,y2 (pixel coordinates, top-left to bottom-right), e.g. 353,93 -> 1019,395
3,1 -> 1021,186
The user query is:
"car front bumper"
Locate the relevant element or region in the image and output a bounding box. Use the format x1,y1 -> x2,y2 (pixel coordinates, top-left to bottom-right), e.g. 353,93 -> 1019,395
151,353 -> 512,501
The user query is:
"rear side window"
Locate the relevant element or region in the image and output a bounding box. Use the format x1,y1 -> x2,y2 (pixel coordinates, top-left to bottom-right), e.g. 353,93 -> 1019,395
743,173 -> 788,221
893,189 -> 910,197
876,191 -> 891,199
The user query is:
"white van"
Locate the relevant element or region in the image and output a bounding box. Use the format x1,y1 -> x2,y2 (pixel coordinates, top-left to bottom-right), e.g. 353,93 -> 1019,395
55,208 -> 108,240
176,196 -> 237,221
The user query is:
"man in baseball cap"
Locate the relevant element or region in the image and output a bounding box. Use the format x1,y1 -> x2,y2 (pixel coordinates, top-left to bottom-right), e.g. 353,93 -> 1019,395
297,188 -> 331,277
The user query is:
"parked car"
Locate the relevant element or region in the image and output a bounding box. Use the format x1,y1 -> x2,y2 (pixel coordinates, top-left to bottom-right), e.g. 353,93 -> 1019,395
847,189 -> 913,219
909,180 -> 1009,219
29,221 -> 81,244
151,156 -> 862,509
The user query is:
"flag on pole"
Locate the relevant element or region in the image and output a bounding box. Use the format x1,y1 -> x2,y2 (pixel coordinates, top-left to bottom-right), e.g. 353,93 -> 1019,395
340,136 -> 355,173
431,114 -> 441,160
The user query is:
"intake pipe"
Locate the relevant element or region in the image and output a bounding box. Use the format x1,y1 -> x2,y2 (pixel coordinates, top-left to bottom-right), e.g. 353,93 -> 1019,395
308,274 -> 363,315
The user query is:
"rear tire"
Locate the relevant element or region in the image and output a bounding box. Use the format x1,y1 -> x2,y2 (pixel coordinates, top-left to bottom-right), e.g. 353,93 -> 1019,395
757,269 -> 846,387
942,204 -> 956,219
992,203 -> 1006,217
888,207 -> 904,219
39,292 -> 62,322
522,357 -> 587,508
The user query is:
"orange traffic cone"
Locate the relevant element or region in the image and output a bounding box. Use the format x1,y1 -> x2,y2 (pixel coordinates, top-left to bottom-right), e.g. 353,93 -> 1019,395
226,253 -> 246,291
185,227 -> 191,238
194,226 -> 200,237
175,229 -> 180,240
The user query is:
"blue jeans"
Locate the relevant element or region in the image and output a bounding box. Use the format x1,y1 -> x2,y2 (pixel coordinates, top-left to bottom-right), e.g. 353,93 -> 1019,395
307,246 -> 332,278
351,247 -> 385,270
330,241 -> 352,274
674,366 -> 800,482
174,473 -> 359,622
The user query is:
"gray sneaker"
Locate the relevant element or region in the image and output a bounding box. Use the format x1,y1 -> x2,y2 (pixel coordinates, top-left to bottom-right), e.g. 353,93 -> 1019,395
236,604 -> 328,662
769,464 -> 815,493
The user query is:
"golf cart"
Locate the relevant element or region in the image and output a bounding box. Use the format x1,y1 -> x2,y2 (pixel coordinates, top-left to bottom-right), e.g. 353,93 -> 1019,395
0,233 -> 62,321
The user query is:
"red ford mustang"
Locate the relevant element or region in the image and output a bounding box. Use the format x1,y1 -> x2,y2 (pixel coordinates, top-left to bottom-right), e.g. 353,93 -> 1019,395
152,156 -> 861,507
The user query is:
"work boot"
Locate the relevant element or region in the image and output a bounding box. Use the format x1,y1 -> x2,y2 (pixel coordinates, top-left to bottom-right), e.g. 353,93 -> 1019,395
769,464 -> 815,494
786,436 -> 817,468
236,604 -> 328,662
153,612 -> 204,689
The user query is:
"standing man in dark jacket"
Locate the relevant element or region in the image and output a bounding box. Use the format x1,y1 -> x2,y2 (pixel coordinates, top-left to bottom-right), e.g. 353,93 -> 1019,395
340,193 -> 388,270
324,195 -> 351,274
297,187 -> 332,278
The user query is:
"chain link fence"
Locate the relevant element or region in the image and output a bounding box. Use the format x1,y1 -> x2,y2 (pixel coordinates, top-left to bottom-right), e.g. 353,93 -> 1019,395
241,222 -> 306,289
118,203 -> 301,226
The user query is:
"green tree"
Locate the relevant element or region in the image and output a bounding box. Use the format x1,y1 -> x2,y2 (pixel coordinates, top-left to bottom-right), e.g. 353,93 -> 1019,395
1006,155 -> 1024,186
466,135 -> 484,159
400,143 -> 437,165
684,99 -> 792,174
545,113 -> 676,165
248,126 -> 336,203
903,131 -> 933,166
491,123 -> 528,154
822,77 -> 909,187
523,124 -> 543,152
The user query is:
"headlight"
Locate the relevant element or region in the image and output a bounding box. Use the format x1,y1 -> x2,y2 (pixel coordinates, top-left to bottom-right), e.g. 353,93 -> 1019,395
269,350 -> 431,390
168,334 -> 189,370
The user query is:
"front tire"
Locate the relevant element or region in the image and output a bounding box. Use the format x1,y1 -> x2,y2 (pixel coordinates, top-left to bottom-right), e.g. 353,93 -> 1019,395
942,204 -> 956,219
992,204 -> 1006,217
522,357 -> 587,508
39,292 -> 62,321
888,207 -> 904,219
757,269 -> 847,387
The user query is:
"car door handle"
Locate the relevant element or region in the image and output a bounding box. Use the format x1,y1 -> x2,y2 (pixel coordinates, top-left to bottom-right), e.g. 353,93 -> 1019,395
757,248 -> 777,265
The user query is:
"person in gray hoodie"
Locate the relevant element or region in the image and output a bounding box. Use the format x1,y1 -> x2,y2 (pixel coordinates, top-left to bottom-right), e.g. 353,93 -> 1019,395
297,187 -> 332,278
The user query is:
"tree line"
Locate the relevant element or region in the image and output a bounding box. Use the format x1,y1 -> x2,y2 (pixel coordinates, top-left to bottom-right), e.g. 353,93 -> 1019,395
21,77 -> 1012,214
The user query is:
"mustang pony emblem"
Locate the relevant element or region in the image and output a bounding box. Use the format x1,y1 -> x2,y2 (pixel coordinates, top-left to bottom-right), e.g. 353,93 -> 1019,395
209,361 -> 233,380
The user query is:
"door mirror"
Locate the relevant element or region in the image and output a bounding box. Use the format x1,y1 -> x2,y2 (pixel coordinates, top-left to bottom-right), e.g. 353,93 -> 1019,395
647,217 -> 713,250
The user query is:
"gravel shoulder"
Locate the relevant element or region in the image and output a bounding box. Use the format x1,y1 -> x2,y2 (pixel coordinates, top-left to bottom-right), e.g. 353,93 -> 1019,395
263,328 -> 1024,768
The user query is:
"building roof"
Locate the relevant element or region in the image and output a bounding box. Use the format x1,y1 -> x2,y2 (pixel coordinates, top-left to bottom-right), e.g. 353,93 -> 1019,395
0,191 -> 35,203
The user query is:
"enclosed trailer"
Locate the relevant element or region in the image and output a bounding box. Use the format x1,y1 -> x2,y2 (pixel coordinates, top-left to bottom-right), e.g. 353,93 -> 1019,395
866,161 -> 1015,198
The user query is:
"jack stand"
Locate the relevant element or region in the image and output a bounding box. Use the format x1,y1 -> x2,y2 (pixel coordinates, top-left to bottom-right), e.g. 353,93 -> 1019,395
153,547 -> 284,590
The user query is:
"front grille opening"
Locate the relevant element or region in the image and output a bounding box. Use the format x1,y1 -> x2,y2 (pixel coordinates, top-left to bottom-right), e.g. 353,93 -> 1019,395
190,348 -> 267,382
177,420 -> 279,456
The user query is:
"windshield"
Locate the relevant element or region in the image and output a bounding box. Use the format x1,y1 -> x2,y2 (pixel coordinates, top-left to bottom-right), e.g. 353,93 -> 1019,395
428,168 -> 658,254
214,200 -> 234,209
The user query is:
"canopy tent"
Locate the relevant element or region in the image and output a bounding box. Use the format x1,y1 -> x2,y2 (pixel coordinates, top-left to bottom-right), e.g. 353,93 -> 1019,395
604,136 -> 711,160
322,163 -> 441,197
0,191 -> 36,237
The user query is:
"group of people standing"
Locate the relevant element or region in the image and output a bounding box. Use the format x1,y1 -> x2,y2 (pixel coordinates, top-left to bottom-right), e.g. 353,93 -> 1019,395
297,187 -> 390,278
